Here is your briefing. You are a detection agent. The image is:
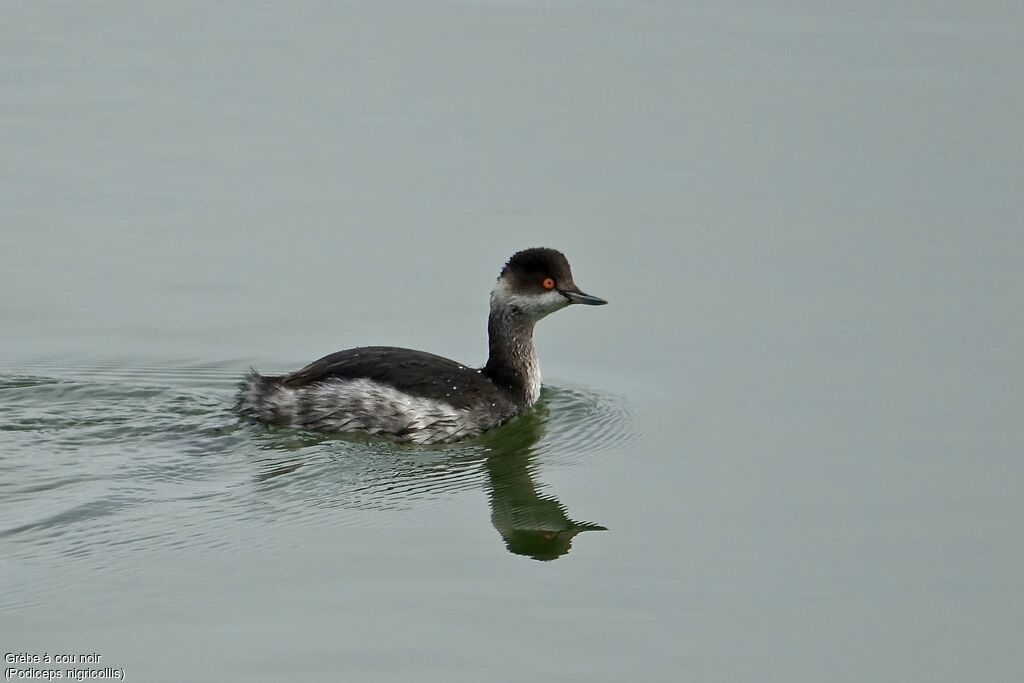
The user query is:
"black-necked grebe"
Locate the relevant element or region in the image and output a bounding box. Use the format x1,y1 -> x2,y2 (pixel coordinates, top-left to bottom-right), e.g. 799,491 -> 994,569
234,247 -> 607,444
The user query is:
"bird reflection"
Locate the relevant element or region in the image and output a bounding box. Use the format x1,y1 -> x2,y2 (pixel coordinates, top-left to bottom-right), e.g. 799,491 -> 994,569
250,401 -> 606,561
476,405 -> 606,561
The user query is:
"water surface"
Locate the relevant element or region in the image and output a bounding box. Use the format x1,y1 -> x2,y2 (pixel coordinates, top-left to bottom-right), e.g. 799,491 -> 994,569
2,2 -> 1022,681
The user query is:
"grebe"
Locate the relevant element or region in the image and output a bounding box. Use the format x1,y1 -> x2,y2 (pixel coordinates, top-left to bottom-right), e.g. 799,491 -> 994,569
234,247 -> 606,444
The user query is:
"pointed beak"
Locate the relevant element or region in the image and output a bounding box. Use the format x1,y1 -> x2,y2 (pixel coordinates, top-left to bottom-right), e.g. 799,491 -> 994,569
559,287 -> 608,306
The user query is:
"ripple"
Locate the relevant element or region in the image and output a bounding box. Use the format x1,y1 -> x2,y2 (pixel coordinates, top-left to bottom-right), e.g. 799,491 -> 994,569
0,359 -> 632,565
0,361 -> 245,558
0,494 -> 140,539
537,382 -> 638,461
0,357 -> 247,387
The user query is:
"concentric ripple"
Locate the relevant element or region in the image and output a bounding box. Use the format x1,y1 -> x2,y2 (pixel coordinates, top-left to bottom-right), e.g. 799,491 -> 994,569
539,382 -> 637,459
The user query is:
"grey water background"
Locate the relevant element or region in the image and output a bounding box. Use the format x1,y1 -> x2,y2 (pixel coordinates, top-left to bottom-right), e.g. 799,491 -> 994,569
2,2 -> 1022,681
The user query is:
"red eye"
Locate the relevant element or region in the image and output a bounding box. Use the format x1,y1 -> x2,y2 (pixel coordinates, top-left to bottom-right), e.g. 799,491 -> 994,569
542,277 -> 556,290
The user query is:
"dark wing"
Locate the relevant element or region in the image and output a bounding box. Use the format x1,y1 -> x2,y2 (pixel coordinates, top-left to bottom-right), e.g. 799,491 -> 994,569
280,346 -> 500,411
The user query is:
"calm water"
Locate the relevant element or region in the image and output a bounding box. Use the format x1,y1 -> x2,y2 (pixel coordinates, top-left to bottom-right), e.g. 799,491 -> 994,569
2,2 -> 1022,681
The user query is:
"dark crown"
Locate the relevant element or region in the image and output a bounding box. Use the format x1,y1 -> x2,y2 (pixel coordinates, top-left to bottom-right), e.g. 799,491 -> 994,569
501,247 -> 572,281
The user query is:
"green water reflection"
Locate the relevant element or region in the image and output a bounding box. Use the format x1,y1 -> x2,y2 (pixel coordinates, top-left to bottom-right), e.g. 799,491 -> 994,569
252,403 -> 607,561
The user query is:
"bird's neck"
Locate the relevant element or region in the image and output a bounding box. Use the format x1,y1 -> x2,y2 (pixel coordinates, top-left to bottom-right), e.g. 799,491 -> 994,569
483,309 -> 540,406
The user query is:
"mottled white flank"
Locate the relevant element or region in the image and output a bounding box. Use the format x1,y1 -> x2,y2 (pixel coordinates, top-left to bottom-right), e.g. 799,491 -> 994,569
236,374 -> 502,445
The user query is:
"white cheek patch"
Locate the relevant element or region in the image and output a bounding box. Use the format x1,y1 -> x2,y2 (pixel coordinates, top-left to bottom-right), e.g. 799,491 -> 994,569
491,279 -> 568,321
